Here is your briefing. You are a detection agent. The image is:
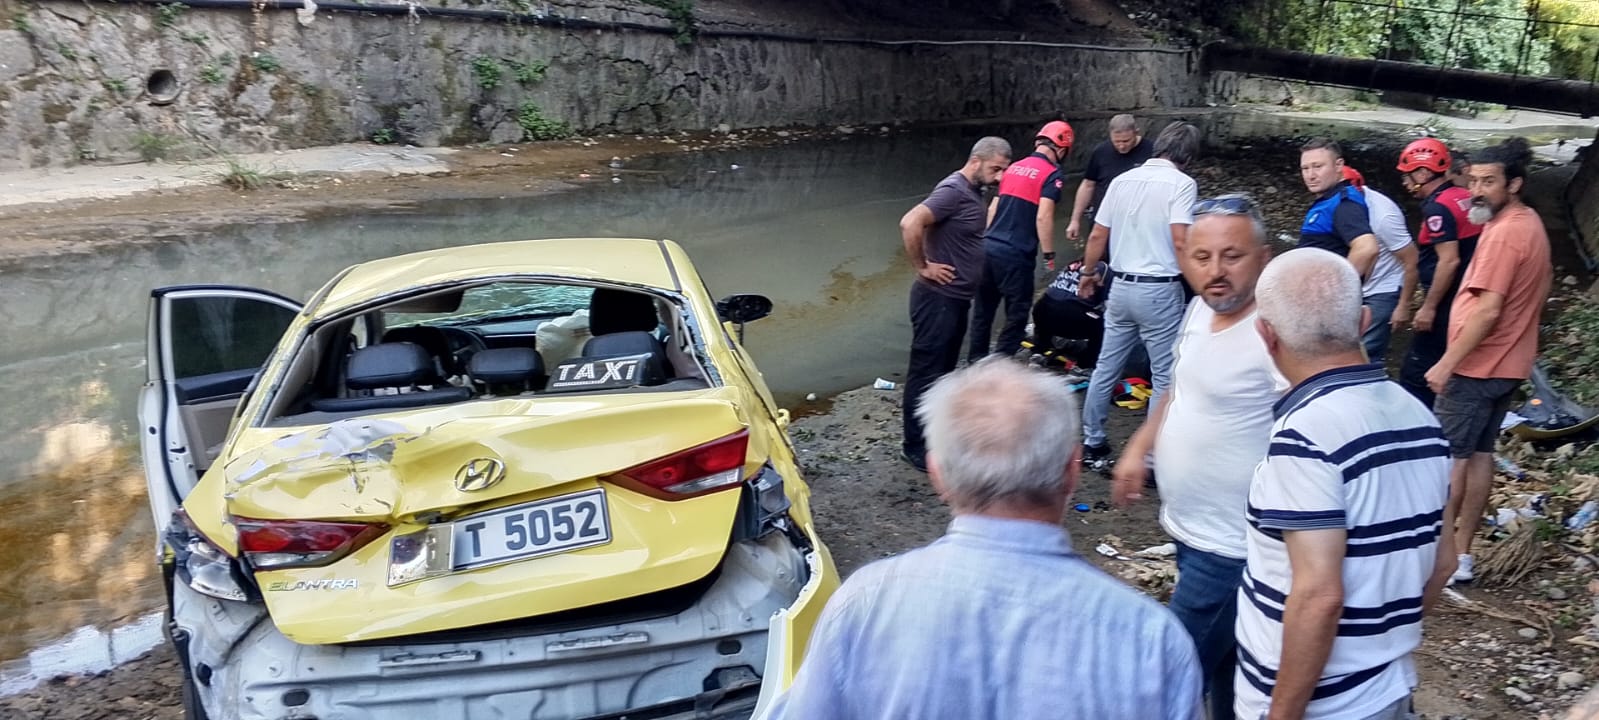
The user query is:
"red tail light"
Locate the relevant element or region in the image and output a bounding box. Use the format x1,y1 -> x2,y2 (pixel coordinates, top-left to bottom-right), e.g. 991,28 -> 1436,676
611,430 -> 750,498
234,517 -> 388,569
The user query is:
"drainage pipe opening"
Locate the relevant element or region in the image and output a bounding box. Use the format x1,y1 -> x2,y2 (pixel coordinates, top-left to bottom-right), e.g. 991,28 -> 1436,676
145,70 -> 179,105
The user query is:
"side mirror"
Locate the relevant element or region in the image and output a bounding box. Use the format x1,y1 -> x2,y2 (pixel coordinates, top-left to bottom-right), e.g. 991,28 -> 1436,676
716,294 -> 773,343
716,294 -> 773,324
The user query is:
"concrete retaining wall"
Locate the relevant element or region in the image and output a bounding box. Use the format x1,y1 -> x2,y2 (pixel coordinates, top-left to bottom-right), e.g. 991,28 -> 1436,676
0,0 -> 1202,169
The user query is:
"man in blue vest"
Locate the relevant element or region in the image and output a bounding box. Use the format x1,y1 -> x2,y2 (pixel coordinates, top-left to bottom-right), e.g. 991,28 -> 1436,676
1297,138 -> 1379,283
968,121 -> 1074,363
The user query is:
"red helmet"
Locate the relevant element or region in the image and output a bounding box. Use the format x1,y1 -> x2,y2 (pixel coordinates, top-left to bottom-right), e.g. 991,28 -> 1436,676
1341,165 -> 1365,188
1036,121 -> 1074,151
1397,138 -> 1451,173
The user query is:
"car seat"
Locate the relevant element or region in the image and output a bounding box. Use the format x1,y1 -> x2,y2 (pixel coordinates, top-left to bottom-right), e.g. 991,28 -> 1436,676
308,342 -> 470,413
582,288 -> 669,384
469,347 -> 547,395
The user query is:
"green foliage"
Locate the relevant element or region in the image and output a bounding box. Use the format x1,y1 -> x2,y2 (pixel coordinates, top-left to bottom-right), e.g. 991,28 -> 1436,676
200,64 -> 224,84
155,2 -> 186,29
106,78 -> 127,95
181,31 -> 208,47
133,131 -> 184,162
516,102 -> 571,141
641,0 -> 696,45
12,13 -> 31,33
252,53 -> 280,73
1541,296 -> 1599,408
1538,0 -> 1599,81
1220,0 -> 1552,75
472,56 -> 503,89
510,59 -> 548,85
56,43 -> 78,61
371,128 -> 396,144
216,158 -> 277,191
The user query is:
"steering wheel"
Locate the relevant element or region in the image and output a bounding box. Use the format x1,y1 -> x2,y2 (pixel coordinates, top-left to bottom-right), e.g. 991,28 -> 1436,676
436,327 -> 488,376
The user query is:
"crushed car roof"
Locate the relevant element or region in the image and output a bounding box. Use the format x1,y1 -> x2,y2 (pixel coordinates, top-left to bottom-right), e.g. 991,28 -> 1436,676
313,238 -> 683,315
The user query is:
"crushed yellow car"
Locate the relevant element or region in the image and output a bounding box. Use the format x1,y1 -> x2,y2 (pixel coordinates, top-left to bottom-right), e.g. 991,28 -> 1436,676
138,238 -> 838,720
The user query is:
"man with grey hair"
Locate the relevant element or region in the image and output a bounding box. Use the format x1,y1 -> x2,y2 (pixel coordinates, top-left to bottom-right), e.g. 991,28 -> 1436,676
899,136 -> 1011,472
1237,248 -> 1454,720
1113,194 -> 1285,720
1067,113 -> 1152,244
1077,122 -> 1201,469
763,357 -> 1202,720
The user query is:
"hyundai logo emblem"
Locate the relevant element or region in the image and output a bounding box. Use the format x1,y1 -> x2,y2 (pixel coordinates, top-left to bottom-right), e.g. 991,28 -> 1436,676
454,458 -> 506,492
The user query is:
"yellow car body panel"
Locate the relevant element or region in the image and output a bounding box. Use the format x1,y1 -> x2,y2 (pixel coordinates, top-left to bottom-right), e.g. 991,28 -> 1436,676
258,483 -> 742,644
221,391 -> 750,521
180,237 -> 838,688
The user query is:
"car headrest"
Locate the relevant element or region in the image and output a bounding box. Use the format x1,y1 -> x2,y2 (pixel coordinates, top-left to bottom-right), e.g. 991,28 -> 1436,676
346,342 -> 434,390
583,330 -> 663,358
382,326 -> 452,358
468,347 -> 546,386
588,288 -> 659,336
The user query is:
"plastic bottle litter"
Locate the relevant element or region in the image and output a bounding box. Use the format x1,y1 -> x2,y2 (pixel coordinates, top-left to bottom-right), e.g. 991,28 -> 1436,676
873,378 -> 897,390
1494,454 -> 1527,480
1569,500 -> 1598,531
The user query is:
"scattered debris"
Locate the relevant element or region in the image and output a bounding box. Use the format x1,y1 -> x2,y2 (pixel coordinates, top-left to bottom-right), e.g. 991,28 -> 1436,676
1479,522 -> 1545,586
1134,542 -> 1177,558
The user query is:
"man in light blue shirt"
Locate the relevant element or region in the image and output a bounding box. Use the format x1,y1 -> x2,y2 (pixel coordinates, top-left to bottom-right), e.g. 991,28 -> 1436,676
759,357 -> 1202,720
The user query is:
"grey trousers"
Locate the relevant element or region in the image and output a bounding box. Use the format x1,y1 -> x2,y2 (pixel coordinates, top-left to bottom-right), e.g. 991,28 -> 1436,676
1081,279 -> 1185,447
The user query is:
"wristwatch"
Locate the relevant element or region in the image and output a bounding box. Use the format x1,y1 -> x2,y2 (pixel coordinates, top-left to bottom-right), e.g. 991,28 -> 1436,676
1043,252 -> 1056,261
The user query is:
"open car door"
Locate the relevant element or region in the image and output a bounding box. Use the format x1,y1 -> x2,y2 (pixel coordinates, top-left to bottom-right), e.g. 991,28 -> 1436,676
137,285 -> 301,545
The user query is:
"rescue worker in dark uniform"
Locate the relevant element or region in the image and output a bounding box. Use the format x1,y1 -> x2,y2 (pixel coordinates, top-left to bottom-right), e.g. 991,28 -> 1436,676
967,121 -> 1073,362
1396,137 -> 1483,406
1030,258 -> 1111,370
1297,137 -> 1380,281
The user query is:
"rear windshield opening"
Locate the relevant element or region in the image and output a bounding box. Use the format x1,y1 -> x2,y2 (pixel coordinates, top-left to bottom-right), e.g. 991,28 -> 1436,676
262,280 -> 712,424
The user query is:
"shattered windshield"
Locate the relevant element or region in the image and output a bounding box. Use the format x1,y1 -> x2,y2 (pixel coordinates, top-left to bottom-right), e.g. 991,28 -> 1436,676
386,282 -> 594,327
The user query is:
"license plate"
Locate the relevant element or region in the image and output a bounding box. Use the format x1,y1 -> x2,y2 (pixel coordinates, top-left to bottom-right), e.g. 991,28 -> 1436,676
449,489 -> 612,571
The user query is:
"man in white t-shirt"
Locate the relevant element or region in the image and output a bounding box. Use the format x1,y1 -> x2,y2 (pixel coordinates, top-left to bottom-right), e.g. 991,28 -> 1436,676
1113,194 -> 1286,720
1343,167 -> 1419,364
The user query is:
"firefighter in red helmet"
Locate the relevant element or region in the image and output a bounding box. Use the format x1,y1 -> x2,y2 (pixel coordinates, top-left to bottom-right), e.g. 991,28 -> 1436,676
1396,137 -> 1484,406
967,120 -> 1074,363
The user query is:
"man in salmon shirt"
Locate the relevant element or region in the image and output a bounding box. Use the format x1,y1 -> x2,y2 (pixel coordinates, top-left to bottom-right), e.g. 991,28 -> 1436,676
1424,137 -> 1552,585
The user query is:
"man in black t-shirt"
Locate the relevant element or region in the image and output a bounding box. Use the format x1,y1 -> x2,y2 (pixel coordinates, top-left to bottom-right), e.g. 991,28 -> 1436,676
1066,114 -> 1153,244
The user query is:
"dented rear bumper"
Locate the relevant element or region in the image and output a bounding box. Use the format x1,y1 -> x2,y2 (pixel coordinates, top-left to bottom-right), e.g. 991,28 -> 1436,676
173,532 -> 827,720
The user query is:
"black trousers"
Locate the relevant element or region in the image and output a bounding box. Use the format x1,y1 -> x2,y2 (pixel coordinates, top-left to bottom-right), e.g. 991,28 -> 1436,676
1398,289 -> 1455,408
1031,295 -> 1104,368
903,282 -> 970,455
968,252 -> 1034,363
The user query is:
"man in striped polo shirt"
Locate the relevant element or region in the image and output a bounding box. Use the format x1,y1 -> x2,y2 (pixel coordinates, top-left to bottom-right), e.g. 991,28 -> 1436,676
1238,248 -> 1456,720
